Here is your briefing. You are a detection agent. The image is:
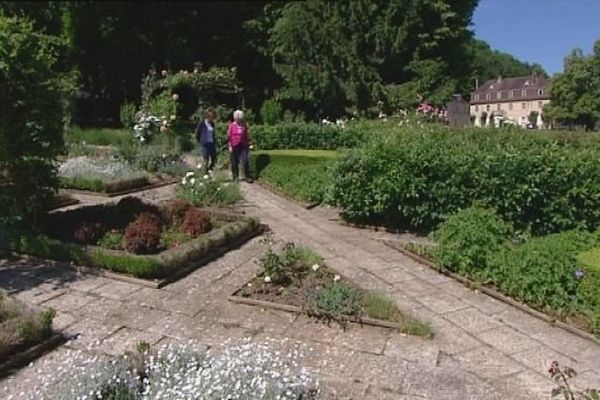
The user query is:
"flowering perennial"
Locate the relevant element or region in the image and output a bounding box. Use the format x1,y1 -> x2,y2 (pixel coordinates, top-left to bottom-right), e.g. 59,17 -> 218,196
35,339 -> 319,400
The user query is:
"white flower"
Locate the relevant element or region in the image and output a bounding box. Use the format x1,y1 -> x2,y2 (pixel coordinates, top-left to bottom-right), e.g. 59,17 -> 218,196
333,275 -> 340,282
172,93 -> 179,101
181,178 -> 186,185
161,70 -> 168,76
264,276 -> 272,283
190,178 -> 196,185
170,114 -> 176,121
203,174 -> 209,179
311,264 -> 319,272
186,172 -> 195,177
196,163 -> 203,170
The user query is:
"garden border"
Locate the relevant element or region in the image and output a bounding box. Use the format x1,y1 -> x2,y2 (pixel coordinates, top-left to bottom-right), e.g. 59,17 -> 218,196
61,178 -> 178,198
381,239 -> 600,347
228,294 -> 404,330
62,222 -> 268,289
46,194 -> 79,211
0,332 -> 65,378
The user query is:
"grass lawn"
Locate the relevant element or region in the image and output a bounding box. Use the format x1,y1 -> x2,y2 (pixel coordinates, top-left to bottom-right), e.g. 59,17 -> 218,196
250,149 -> 339,204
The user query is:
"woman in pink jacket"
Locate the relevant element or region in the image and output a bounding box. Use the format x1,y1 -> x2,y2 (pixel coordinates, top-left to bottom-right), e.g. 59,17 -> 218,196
227,110 -> 253,182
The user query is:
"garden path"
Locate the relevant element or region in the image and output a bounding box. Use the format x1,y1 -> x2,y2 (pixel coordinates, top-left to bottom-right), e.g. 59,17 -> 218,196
0,182 -> 598,399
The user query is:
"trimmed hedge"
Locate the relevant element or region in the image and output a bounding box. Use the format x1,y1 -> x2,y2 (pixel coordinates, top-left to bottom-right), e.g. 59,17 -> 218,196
331,126 -> 600,235
59,176 -> 150,193
249,150 -> 338,203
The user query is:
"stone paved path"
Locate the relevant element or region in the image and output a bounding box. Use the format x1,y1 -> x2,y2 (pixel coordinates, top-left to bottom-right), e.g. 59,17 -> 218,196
1,183 -> 599,399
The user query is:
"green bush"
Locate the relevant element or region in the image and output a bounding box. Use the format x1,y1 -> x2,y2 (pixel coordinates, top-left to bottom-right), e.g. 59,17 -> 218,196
260,99 -> 283,125
308,282 -> 362,319
331,125 -> 600,235
489,229 -> 600,312
0,14 -> 77,222
576,248 -> 600,332
14,234 -> 85,263
120,102 -> 137,129
65,126 -> 134,147
434,207 -> 513,280
249,150 -> 338,203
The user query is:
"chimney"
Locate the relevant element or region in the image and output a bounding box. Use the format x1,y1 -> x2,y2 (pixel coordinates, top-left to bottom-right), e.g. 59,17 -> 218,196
497,75 -> 502,84
475,78 -> 479,90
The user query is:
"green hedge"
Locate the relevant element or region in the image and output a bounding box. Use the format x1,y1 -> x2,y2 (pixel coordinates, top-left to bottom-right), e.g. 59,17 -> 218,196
59,176 -> 149,193
331,125 -> 600,235
433,208 -> 600,334
577,249 -> 600,332
249,150 -> 338,203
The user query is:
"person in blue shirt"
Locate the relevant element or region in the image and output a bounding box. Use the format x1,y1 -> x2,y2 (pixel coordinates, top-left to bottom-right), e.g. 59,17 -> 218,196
195,109 -> 218,174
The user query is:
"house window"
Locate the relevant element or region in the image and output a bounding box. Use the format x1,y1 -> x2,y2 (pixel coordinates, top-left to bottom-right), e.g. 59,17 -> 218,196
509,103 -> 513,110
496,92 -> 502,99
538,89 -> 544,96
508,91 -> 514,98
486,93 -> 491,100
475,105 -> 479,112
522,102 -> 527,110
521,89 -> 527,97
486,105 -> 490,112
497,103 -> 501,111
474,94 -> 479,101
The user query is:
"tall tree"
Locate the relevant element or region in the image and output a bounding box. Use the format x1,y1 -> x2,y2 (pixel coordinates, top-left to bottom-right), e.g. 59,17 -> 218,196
544,40 -> 600,131
267,0 -> 479,117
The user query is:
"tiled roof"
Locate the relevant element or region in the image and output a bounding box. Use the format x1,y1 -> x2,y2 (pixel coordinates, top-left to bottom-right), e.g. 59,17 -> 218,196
471,75 -> 550,104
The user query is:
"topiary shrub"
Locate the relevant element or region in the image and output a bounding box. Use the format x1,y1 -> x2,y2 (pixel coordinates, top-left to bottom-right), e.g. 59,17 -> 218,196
181,208 -> 212,238
73,221 -> 104,245
124,213 -> 163,254
434,207 -> 513,280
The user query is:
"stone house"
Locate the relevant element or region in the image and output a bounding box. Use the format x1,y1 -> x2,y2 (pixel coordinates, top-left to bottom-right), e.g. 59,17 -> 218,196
470,74 -> 550,128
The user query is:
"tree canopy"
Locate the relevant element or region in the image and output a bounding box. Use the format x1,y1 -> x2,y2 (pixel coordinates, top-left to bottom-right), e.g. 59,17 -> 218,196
0,0 -> 547,123
544,41 -> 600,131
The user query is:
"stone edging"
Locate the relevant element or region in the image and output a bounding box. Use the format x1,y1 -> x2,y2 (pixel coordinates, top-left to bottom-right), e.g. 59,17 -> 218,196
381,239 -> 600,347
64,223 -> 267,289
254,180 -> 321,210
228,294 -> 403,330
0,333 -> 65,378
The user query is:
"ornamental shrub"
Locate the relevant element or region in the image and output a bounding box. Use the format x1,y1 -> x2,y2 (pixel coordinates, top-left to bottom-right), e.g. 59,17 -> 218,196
124,213 -> 163,254
434,207 -> 513,280
260,99 -> 283,125
164,199 -> 193,224
73,221 -> 104,245
331,125 -> 600,235
577,248 -> 600,333
0,14 -> 77,223
181,208 -> 212,238
488,229 -> 600,312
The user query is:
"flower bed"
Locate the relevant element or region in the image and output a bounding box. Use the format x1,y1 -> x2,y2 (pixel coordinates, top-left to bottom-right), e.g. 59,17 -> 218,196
11,197 -> 263,286
0,292 -> 61,375
38,339 -> 319,399
392,206 -> 600,339
232,242 -> 432,335
177,169 -> 242,208
58,156 -> 152,194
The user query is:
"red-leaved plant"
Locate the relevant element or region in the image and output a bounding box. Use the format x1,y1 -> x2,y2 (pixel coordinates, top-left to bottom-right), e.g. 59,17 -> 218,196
181,208 -> 211,238
124,213 -> 162,254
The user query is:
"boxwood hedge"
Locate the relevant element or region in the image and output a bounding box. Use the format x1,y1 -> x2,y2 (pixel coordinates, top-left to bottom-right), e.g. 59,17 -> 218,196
331,126 -> 600,235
